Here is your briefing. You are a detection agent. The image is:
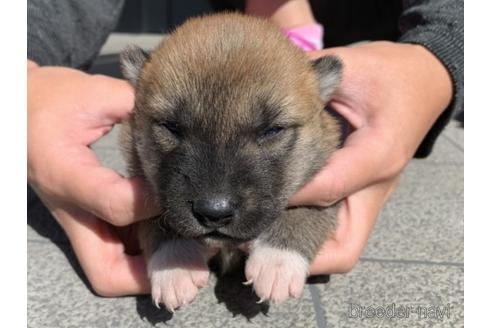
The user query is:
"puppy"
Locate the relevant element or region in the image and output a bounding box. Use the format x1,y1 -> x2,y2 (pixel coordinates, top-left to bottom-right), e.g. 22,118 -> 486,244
120,13 -> 342,312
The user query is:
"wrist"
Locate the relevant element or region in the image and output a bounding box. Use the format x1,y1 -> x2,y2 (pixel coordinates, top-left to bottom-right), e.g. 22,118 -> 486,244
404,42 -> 453,109
246,0 -> 317,29
27,59 -> 40,71
369,41 -> 454,160
356,41 -> 453,118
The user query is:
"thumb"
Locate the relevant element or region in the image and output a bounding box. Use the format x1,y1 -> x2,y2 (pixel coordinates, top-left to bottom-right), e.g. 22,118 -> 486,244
289,126 -> 398,207
60,146 -> 161,226
91,75 -> 135,123
69,166 -> 161,226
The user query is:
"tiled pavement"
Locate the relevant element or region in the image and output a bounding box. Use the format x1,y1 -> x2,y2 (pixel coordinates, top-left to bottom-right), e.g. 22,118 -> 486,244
27,120 -> 463,328
28,33 -> 463,328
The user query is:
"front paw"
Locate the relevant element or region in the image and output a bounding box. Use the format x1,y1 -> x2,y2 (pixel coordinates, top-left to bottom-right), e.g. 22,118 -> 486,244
245,241 -> 309,304
148,240 -> 210,312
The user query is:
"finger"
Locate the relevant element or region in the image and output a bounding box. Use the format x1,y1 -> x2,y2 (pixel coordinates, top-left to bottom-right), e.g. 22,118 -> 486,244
60,151 -> 160,225
114,225 -> 141,255
309,179 -> 398,274
74,168 -> 160,226
89,75 -> 136,122
289,126 -> 401,207
108,254 -> 150,296
51,206 -> 150,296
307,47 -> 346,61
65,77 -> 135,146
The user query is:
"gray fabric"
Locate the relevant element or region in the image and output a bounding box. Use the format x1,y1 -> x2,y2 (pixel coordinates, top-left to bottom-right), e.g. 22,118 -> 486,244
398,0 -> 464,157
26,0 -> 463,157
27,0 -> 125,68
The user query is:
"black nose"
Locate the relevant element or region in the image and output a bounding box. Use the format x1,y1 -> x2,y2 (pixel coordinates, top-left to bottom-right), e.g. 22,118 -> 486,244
192,197 -> 235,228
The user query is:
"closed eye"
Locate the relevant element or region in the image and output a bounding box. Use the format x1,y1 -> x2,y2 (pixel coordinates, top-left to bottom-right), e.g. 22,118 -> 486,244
158,120 -> 182,137
258,126 -> 285,142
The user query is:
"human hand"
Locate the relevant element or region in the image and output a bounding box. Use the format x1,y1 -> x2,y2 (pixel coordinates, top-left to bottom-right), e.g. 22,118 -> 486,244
27,61 -> 159,295
289,41 -> 453,274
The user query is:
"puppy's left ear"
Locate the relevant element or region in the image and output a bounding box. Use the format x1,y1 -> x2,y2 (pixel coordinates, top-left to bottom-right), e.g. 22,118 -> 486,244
120,45 -> 150,86
312,56 -> 343,103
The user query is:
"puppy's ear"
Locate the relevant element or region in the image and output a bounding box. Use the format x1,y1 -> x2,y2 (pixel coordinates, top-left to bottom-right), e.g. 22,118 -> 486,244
312,56 -> 343,103
120,45 -> 150,86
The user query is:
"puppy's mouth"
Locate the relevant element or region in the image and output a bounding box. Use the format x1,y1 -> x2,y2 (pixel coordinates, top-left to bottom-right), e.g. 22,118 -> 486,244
203,230 -> 248,243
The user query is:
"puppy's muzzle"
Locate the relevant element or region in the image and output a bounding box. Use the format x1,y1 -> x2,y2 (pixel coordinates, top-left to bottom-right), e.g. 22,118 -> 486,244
192,196 -> 236,229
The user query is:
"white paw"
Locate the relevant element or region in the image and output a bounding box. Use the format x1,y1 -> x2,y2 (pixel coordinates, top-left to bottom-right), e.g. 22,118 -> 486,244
148,239 -> 210,312
245,241 -> 309,304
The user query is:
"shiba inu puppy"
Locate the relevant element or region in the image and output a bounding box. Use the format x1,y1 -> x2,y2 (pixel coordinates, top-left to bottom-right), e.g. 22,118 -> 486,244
120,13 -> 342,312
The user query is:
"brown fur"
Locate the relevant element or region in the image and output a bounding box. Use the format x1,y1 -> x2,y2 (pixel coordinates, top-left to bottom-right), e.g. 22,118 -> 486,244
120,13 -> 342,308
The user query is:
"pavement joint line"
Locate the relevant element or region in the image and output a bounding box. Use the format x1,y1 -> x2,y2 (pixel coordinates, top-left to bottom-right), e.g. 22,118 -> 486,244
359,257 -> 463,267
409,160 -> 462,166
28,239 -> 465,268
27,239 -> 465,268
441,132 -> 464,152
308,284 -> 327,328
28,239 -> 69,245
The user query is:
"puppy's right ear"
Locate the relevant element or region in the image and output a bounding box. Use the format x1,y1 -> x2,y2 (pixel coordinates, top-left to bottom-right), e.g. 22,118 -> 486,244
120,45 -> 150,86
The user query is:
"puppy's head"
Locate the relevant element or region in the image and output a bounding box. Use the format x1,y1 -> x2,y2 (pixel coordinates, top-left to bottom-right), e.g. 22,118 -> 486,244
121,14 -> 341,242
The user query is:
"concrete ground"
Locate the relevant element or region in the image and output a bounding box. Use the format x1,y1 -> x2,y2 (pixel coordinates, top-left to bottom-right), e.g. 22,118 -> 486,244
27,34 -> 464,328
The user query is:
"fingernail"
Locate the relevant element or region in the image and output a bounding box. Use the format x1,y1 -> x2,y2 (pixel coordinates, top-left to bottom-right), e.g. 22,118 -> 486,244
242,279 -> 253,285
321,198 -> 342,207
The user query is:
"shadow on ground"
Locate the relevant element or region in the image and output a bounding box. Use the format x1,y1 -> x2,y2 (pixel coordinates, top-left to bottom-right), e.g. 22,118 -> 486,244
29,185 -> 332,325
135,252 -> 270,325
210,255 -> 270,319
134,253 -> 331,325
455,109 -> 464,127
28,185 -> 288,324
27,186 -> 93,293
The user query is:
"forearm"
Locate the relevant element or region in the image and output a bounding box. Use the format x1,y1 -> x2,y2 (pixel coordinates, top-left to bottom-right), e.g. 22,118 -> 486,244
398,0 -> 463,157
28,0 -> 124,68
27,59 -> 39,70
245,0 -> 316,28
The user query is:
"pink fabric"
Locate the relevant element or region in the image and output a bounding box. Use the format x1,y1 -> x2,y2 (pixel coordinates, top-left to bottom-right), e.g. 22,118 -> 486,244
281,23 -> 324,51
